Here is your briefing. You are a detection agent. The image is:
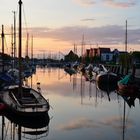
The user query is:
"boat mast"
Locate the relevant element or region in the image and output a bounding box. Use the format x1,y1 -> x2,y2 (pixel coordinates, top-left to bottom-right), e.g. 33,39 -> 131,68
1,25 -> 5,72
125,20 -> 128,74
18,0 -> 22,96
11,24 -> 14,59
81,34 -> 85,63
25,33 -> 29,59
31,35 -> 34,64
13,11 -> 17,67
125,20 -> 127,52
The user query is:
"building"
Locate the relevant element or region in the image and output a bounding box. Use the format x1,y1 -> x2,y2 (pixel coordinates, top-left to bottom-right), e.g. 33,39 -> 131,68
64,50 -> 79,62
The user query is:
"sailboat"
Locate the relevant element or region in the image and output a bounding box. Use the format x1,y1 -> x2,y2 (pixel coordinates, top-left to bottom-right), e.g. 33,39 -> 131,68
0,25 -> 16,89
117,20 -> 139,95
96,64 -> 118,85
0,0 -> 49,121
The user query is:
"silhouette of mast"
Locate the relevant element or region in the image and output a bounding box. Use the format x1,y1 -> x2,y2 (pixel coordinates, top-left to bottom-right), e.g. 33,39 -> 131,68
125,20 -> 127,52
1,25 -> 5,72
31,35 -> 33,61
125,20 -> 128,74
13,11 -> 17,62
18,0 -> 22,96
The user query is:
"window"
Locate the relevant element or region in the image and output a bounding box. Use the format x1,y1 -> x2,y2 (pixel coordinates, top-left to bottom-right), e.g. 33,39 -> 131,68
106,54 -> 109,61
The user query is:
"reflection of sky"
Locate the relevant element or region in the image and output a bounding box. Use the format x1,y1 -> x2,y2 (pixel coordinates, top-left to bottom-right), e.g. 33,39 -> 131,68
24,68 -> 140,140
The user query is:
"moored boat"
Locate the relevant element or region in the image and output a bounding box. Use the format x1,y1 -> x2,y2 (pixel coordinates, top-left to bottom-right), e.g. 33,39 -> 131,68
0,85 -> 50,123
96,64 -> 118,85
0,102 -> 6,112
117,74 -> 139,96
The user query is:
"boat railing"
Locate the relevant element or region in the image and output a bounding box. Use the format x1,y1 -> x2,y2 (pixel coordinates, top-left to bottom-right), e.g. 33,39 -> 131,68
5,87 -> 49,112
9,92 -> 43,110
8,93 -> 48,111
21,102 -> 48,108
31,89 -> 49,103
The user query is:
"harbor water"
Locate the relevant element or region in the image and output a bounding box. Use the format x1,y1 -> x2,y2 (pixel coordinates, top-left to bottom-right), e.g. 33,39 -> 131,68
0,67 -> 140,140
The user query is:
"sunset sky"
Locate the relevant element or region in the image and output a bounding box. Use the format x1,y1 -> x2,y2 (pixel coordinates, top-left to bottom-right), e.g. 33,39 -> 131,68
0,0 -> 140,58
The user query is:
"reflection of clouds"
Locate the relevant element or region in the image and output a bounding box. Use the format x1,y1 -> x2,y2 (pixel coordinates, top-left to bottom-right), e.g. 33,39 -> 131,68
57,118 -> 99,130
100,116 -> 134,130
57,116 -> 134,131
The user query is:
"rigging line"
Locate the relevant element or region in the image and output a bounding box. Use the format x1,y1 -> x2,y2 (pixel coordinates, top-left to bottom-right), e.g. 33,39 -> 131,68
4,37 -> 9,54
23,4 -> 29,34
12,5 -> 18,23
117,95 -> 123,125
125,105 -> 131,128
0,39 -> 1,49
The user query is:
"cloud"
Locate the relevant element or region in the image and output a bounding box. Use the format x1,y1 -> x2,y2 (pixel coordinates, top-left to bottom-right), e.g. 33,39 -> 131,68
81,18 -> 96,21
73,0 -> 138,8
103,0 -> 137,8
74,0 -> 96,7
28,25 -> 140,45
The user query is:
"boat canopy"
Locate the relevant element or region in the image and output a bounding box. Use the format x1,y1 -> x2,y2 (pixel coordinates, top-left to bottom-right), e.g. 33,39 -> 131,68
118,75 -> 133,85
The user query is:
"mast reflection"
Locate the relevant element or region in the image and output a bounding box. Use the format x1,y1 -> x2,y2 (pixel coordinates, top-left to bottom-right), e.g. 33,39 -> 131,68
1,108 -> 50,140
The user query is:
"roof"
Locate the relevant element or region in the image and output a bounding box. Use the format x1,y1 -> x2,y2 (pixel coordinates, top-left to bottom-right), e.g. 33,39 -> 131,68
98,48 -> 111,53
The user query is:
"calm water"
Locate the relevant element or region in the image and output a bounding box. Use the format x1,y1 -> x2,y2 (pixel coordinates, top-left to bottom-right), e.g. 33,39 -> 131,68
0,67 -> 140,140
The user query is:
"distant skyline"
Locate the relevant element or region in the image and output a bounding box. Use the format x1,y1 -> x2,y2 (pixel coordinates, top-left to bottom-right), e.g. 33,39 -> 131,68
0,0 -> 140,58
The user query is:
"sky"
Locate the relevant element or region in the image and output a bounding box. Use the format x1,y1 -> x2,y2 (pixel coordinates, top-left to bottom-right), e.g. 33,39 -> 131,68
0,0 -> 140,58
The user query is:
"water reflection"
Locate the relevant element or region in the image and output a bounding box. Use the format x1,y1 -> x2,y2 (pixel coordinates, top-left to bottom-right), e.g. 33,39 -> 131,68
1,67 -> 139,140
0,110 -> 50,140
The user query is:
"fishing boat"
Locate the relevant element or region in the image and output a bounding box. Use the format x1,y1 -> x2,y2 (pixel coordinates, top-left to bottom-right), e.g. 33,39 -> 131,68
3,101 -> 50,129
0,0 -> 49,121
117,74 -> 139,96
96,64 -> 118,85
1,85 -> 50,120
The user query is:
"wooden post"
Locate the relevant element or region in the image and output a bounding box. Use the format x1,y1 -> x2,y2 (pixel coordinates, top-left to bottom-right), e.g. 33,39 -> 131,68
132,64 -> 136,77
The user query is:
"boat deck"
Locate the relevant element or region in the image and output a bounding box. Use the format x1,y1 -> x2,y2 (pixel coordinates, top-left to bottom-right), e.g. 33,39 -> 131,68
1,86 -> 49,113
